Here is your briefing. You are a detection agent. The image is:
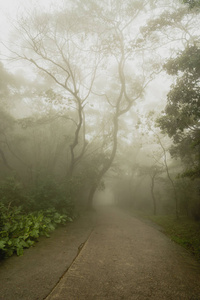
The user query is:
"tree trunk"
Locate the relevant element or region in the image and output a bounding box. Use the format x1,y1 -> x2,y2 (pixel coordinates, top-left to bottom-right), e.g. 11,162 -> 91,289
156,134 -> 179,219
87,115 -> 118,210
87,183 -> 98,210
151,174 -> 157,215
68,98 -> 85,177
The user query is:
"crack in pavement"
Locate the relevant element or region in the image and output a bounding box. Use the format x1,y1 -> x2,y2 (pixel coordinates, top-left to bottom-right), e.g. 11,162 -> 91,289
45,207 -> 200,300
44,228 -> 95,300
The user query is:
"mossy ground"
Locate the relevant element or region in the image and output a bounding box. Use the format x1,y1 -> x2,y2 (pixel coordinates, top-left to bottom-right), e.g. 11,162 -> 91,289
131,210 -> 200,262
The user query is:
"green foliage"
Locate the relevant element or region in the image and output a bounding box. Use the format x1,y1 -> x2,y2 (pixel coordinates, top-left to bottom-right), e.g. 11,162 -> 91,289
157,44 -> 200,179
181,168 -> 200,180
158,45 -> 200,137
182,0 -> 200,9
131,210 -> 200,261
0,204 -> 72,258
149,215 -> 200,261
164,45 -> 200,76
0,177 -> 26,207
0,176 -> 74,214
140,8 -> 187,39
28,177 -> 67,211
0,176 -> 76,259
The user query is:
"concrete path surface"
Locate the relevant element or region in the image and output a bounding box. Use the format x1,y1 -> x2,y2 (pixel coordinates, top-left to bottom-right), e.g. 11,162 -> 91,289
46,207 -> 200,300
0,211 -> 96,300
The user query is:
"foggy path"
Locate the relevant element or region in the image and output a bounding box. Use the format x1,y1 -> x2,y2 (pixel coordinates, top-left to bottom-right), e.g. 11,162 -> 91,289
46,207 -> 200,300
0,1 -> 200,299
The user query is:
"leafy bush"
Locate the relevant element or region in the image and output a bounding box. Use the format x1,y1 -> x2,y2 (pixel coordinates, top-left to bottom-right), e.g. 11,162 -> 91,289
0,176 -> 77,259
26,177 -> 75,214
0,176 -> 75,214
27,178 -> 63,210
0,204 -> 73,258
0,177 -> 26,207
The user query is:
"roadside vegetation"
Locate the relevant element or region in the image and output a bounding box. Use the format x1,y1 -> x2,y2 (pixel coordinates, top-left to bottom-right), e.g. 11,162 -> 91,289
0,177 -> 76,259
131,210 -> 200,262
150,215 -> 200,262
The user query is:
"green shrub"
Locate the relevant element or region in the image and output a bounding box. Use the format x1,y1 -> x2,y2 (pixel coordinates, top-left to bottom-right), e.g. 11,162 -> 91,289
0,176 -> 75,214
27,178 -> 62,210
0,177 -> 26,207
0,176 -> 76,259
0,204 -> 73,258
26,177 -> 75,213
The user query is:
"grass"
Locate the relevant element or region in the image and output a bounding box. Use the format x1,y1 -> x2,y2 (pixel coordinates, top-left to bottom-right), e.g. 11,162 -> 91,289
131,210 -> 200,262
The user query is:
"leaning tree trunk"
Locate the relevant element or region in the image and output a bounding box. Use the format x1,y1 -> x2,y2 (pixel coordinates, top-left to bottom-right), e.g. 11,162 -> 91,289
150,173 -> 157,215
87,115 -> 118,210
68,97 -> 86,177
86,20 -> 151,210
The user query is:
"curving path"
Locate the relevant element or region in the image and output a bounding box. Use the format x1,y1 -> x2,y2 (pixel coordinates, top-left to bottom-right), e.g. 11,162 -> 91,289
46,207 -> 200,300
1,207 -> 200,299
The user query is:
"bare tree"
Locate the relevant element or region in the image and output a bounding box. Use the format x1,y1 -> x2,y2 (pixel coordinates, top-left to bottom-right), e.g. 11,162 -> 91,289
7,7 -> 101,177
86,0 -> 162,209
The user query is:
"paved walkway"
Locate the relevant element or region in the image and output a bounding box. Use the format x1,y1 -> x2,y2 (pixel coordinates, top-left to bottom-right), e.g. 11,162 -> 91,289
0,211 -> 96,300
46,208 -> 200,300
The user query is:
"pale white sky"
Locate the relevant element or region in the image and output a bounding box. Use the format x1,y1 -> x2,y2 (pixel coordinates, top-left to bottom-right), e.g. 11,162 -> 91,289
0,0 -> 55,40
0,0 -> 187,115
0,0 -> 171,112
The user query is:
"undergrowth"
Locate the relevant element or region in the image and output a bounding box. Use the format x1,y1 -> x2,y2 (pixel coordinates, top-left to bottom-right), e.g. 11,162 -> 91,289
0,204 -> 74,258
149,215 -> 200,261
0,176 -> 78,259
131,210 -> 200,262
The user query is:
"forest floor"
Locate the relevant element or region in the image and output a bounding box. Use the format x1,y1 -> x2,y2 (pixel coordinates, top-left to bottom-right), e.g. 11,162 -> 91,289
1,206 -> 200,300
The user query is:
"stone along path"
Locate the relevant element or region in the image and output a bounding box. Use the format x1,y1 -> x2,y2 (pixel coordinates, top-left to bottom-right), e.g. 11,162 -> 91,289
46,208 -> 200,300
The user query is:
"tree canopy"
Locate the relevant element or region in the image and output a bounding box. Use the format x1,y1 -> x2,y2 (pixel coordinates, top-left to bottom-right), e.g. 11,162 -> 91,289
157,44 -> 200,179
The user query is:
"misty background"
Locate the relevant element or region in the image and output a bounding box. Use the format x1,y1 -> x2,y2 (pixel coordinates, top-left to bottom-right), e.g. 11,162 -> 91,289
0,0 -> 199,258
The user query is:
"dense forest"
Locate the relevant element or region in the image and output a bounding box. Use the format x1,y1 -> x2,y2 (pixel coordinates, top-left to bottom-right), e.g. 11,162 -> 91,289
0,0 -> 199,258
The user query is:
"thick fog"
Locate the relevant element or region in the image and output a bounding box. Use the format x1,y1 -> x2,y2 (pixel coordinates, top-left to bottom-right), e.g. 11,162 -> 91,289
0,0 -> 199,219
